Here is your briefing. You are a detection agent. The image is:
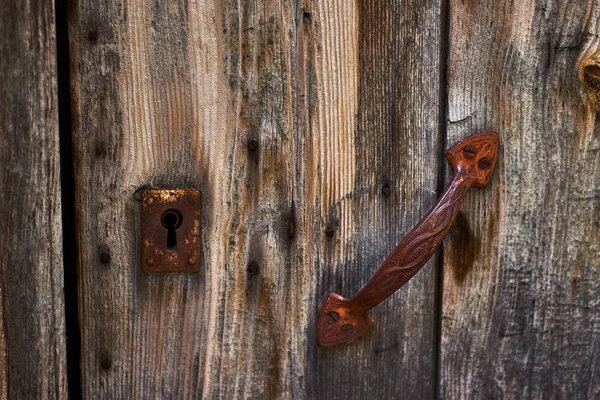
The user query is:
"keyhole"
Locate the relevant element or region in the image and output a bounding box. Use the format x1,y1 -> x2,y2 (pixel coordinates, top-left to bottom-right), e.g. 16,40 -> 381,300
161,209 -> 183,251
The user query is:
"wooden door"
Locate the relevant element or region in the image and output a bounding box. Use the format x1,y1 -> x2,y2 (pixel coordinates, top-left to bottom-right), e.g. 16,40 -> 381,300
1,0 -> 599,398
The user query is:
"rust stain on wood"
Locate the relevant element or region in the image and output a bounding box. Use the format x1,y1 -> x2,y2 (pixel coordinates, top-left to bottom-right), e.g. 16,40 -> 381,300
448,211 -> 480,286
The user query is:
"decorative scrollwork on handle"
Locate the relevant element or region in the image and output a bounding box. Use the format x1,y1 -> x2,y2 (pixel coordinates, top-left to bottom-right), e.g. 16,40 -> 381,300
316,132 -> 499,347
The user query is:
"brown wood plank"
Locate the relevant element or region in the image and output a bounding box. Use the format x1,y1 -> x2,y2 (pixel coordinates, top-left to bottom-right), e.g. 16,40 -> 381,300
441,0 -> 600,398
0,1 -> 67,398
309,0 -> 443,398
69,0 -> 441,397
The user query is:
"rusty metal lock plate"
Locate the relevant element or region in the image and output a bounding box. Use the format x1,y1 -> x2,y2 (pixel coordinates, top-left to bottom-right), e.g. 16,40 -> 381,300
141,189 -> 201,273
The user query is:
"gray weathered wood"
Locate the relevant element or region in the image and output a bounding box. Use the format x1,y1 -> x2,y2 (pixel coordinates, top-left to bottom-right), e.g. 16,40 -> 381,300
441,0 -> 600,398
0,1 -> 67,398
309,0 -> 442,398
69,0 -> 441,397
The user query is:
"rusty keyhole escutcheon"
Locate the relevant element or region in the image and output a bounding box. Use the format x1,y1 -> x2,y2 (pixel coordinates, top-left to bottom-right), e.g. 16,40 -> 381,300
141,189 -> 201,273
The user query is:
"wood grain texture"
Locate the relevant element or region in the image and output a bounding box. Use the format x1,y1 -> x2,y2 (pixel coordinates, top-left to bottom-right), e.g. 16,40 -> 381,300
309,0 -> 442,398
69,0 -> 441,398
0,1 -> 67,398
441,0 -> 600,398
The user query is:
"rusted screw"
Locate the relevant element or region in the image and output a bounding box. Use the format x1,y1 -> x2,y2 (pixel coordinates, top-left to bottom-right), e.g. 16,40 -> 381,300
325,225 -> 336,237
247,138 -> 259,151
463,146 -> 477,159
478,158 -> 492,170
188,195 -> 198,205
341,324 -> 354,337
88,30 -> 99,42
247,261 -> 259,273
188,256 -> 198,265
326,312 -> 340,325
95,145 -> 107,158
100,252 -> 111,264
145,257 -> 155,266
145,196 -> 155,206
382,184 -> 391,197
101,358 -> 112,370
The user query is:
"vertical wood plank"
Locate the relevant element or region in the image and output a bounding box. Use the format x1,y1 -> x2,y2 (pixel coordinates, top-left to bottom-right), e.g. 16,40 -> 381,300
0,1 -> 67,398
69,0 -> 221,396
309,0 -> 442,398
69,0 -> 441,397
441,0 -> 600,398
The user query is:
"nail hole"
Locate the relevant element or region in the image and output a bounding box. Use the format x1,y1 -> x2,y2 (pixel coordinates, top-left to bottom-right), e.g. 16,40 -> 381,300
88,30 -> 99,42
325,225 -> 336,237
247,261 -> 259,273
99,252 -> 111,264
247,139 -> 259,151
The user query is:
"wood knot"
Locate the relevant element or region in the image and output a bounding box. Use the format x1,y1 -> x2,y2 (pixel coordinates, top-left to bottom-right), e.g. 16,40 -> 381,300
580,50 -> 600,93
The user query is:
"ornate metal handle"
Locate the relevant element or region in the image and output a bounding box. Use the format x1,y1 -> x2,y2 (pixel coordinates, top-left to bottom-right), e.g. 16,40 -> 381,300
316,131 -> 499,347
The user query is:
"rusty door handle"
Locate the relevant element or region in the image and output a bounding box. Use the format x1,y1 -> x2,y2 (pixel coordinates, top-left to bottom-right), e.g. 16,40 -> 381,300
316,131 -> 499,347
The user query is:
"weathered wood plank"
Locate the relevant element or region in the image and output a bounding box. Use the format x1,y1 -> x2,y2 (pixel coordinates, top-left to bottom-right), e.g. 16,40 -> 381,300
69,0 -> 441,397
0,1 -> 67,398
308,0 -> 442,398
441,0 -> 600,398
